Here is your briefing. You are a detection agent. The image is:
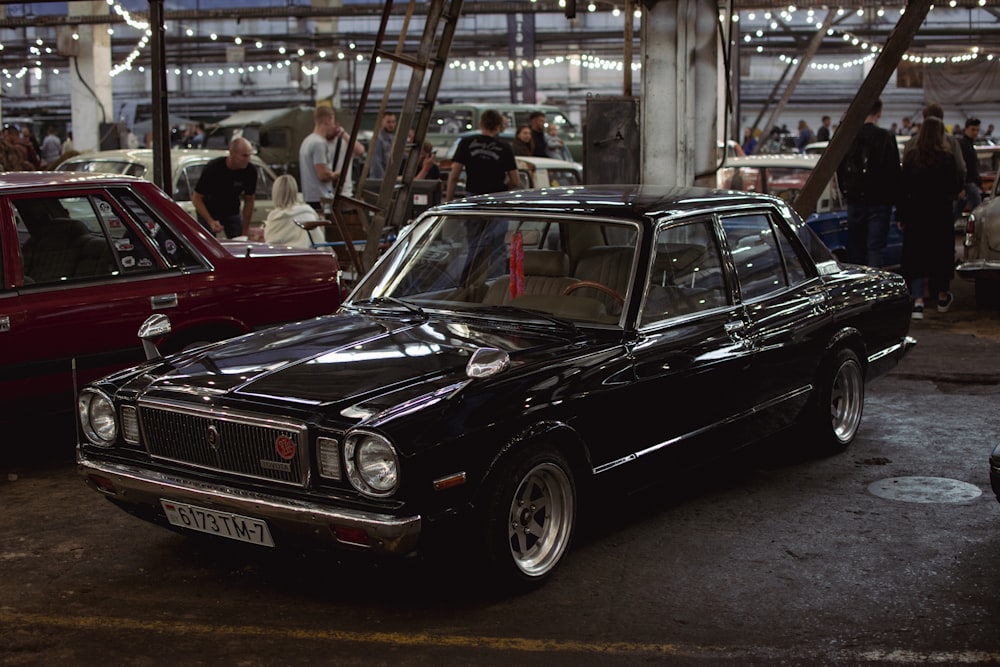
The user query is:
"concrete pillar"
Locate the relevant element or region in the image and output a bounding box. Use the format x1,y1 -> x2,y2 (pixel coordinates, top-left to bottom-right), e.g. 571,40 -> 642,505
640,0 -> 718,187
312,0 -> 342,103
69,1 -> 113,153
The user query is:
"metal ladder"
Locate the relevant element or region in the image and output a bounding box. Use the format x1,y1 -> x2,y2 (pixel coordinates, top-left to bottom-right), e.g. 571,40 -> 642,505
329,0 -> 464,278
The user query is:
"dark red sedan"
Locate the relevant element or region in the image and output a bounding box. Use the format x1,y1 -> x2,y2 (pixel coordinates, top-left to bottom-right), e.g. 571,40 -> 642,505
0,172 -> 342,419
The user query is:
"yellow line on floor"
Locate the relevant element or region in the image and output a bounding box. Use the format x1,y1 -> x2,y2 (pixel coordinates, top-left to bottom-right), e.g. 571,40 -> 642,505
3,611 -> 999,663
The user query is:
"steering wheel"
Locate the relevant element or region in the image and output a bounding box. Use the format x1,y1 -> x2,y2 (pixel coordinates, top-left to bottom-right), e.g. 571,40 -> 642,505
563,281 -> 625,306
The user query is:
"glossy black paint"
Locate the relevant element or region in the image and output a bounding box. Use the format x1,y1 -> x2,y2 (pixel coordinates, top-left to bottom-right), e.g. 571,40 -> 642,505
78,186 -> 914,555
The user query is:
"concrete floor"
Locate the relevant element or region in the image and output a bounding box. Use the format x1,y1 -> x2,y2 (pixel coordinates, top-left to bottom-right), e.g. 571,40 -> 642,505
2,277 -> 999,666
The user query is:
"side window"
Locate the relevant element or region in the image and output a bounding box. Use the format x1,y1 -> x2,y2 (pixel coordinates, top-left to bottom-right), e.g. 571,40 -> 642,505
640,218 -> 727,326
260,128 -> 288,149
430,109 -> 474,134
175,164 -> 204,202
254,164 -> 274,200
15,196 -> 118,285
720,166 -> 760,192
776,228 -> 809,285
721,213 -> 787,300
547,169 -> 581,187
92,194 -> 159,274
113,190 -> 202,270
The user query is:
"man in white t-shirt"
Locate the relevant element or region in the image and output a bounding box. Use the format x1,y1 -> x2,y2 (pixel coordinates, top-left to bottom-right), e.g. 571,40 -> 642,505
298,106 -> 340,211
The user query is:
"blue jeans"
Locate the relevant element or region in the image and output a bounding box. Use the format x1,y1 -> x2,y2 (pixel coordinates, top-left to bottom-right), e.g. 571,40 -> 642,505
198,213 -> 243,239
953,183 -> 982,221
846,204 -> 892,267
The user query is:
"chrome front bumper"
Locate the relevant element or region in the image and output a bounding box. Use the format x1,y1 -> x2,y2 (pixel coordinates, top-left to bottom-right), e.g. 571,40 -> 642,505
77,452 -> 422,556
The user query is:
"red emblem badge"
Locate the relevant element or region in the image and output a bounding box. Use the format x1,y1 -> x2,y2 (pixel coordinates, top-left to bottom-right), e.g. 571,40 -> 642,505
275,435 -> 296,460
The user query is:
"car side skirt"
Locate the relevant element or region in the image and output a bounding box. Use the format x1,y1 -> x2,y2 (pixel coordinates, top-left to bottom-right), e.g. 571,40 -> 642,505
591,385 -> 813,475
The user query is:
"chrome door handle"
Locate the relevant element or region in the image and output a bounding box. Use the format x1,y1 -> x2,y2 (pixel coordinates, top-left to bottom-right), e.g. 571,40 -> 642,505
150,293 -> 178,310
0,315 -> 9,333
724,320 -> 746,334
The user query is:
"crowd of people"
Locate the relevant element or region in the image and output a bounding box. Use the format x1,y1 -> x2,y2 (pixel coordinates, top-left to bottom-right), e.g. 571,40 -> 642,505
23,102 -> 976,323
830,99 -> 985,319
737,103 -> 990,319
219,104 -> 568,250
740,113 -> 994,157
0,123 -> 74,171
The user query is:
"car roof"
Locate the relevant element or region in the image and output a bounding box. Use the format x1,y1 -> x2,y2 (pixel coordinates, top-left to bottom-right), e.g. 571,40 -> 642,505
0,171 -> 147,188
436,184 -> 782,219
515,156 -> 581,169
432,103 -> 566,112
59,148 -> 234,164
722,154 -> 821,168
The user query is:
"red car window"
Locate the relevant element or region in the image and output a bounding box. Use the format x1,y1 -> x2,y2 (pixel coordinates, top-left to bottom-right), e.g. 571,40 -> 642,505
110,189 -> 202,270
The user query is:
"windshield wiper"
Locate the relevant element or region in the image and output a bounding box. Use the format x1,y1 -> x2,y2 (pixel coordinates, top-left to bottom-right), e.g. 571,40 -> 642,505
478,305 -> 578,331
350,296 -> 427,319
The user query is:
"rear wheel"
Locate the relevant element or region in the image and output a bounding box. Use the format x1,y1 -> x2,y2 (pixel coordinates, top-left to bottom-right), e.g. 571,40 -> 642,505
974,280 -> 1000,309
803,348 -> 865,453
482,446 -> 576,588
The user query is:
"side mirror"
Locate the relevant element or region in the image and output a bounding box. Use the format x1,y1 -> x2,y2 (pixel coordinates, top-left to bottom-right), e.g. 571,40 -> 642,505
138,314 -> 172,360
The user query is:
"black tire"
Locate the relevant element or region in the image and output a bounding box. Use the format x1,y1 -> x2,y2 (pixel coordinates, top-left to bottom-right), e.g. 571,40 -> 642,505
974,280 -> 1000,309
803,348 -> 865,453
481,445 -> 576,588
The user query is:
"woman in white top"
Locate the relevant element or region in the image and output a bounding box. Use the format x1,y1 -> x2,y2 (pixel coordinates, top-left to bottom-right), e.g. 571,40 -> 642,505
263,174 -> 325,248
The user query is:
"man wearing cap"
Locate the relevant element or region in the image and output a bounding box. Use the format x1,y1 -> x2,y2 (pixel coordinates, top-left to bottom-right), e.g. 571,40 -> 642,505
954,118 -> 983,221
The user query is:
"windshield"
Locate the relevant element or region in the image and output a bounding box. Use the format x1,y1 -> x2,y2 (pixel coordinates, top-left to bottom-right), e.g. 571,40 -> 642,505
349,213 -> 639,326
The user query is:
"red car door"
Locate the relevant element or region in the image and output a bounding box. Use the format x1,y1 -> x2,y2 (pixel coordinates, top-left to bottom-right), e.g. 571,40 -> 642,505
2,187 -> 206,416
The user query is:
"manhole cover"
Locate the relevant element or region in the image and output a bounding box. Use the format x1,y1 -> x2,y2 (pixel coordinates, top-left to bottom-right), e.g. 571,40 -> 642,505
868,476 -> 982,504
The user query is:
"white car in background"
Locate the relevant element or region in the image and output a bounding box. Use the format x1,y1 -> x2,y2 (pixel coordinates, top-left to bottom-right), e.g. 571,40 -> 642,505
958,168 -> 1000,308
55,149 -> 279,231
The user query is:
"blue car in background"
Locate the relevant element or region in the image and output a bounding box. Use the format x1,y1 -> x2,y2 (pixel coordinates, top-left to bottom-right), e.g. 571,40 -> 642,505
718,154 -> 903,268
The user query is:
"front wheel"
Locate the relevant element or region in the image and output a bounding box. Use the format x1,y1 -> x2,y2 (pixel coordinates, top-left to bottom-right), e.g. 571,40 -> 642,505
482,446 -> 576,587
803,348 -> 865,453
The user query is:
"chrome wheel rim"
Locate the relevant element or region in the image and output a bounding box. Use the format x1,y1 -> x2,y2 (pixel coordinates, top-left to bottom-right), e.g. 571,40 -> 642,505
507,462 -> 574,577
830,359 -> 864,443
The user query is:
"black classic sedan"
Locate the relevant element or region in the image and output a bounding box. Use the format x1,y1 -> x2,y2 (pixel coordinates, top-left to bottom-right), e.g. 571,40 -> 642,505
77,186 -> 915,588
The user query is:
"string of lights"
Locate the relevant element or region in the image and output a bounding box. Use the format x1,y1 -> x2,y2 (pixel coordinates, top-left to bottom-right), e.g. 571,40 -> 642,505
0,0 -> 996,87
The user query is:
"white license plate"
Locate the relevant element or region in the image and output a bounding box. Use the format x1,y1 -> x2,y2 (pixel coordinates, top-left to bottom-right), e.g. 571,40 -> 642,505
160,499 -> 275,547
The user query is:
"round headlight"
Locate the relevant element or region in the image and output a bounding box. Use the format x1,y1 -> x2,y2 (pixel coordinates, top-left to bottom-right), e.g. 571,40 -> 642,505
78,388 -> 118,446
344,431 -> 399,497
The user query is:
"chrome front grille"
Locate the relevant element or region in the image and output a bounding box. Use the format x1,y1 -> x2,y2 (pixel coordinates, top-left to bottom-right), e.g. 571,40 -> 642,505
138,398 -> 310,488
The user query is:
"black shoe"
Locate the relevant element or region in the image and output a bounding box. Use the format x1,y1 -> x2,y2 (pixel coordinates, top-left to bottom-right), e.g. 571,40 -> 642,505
937,292 -> 954,313
912,304 -> 924,320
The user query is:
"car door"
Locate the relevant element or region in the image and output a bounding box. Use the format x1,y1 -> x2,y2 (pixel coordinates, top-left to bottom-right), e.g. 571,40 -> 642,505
594,215 -> 758,477
718,207 -> 833,432
0,200 -> 32,412
3,187 -> 206,412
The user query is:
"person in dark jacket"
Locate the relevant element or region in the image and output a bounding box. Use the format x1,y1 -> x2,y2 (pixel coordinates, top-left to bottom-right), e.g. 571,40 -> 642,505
897,117 -> 963,319
836,98 -> 901,267
953,117 -> 983,222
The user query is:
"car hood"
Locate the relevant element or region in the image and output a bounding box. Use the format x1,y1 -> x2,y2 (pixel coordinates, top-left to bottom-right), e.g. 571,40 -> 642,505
138,312 -> 590,417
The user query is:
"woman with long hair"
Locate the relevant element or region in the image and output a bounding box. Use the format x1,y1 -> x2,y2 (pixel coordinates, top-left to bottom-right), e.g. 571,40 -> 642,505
511,125 -> 534,156
897,116 -> 963,318
262,174 -> 325,249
